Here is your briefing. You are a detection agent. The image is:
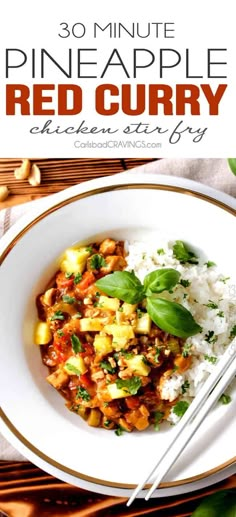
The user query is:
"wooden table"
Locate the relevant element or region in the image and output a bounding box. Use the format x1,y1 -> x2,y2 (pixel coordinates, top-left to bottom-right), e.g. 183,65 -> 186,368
0,157 -> 235,516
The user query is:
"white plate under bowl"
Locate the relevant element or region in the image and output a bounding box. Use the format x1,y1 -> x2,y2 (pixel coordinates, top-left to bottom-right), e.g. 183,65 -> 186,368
0,173 -> 235,497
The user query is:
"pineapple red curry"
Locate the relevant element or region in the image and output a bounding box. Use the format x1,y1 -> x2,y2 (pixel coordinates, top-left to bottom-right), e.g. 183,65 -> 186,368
35,238 -> 200,434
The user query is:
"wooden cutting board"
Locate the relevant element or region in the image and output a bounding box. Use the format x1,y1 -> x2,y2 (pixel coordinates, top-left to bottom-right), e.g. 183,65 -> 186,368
0,461 -> 235,517
0,158 -> 154,207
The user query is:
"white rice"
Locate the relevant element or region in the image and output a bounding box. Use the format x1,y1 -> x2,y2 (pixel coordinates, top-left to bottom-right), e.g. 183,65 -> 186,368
125,240 -> 236,423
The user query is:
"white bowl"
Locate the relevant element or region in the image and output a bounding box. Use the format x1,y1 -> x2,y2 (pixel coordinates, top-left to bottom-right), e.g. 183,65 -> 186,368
0,173 -> 235,497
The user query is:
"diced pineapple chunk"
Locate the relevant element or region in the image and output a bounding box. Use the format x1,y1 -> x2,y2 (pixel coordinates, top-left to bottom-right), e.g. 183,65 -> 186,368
104,324 -> 135,339
107,383 -> 132,400
112,337 -> 129,351
60,247 -> 91,274
64,356 -> 87,375
99,295 -> 120,312
34,321 -> 52,345
126,355 -> 151,376
122,302 -> 137,316
80,317 -> 107,332
135,313 -> 151,334
94,335 -> 113,355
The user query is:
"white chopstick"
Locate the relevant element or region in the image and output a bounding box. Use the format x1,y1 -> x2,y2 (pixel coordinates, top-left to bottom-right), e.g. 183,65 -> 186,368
127,339 -> 236,506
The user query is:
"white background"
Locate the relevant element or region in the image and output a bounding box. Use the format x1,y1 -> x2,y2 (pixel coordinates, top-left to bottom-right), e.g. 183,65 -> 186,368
0,0 -> 235,157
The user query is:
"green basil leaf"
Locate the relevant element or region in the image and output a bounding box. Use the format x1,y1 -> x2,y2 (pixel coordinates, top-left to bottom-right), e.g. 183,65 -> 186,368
191,489 -> 236,516
144,268 -> 180,295
146,297 -> 202,338
95,271 -> 145,304
173,240 -> 198,264
228,158 -> 236,176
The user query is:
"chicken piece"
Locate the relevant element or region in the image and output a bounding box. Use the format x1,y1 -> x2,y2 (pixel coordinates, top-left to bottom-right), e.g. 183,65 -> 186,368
125,408 -> 149,431
100,255 -> 127,273
47,367 -> 69,389
100,401 -> 122,419
99,238 -> 116,256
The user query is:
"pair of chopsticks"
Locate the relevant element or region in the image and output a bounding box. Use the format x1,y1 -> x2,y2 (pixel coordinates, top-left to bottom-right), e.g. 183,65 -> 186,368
127,339 -> 236,506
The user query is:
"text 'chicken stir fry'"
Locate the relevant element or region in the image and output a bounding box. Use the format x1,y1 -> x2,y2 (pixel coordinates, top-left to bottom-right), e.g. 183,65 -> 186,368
35,239 -> 192,434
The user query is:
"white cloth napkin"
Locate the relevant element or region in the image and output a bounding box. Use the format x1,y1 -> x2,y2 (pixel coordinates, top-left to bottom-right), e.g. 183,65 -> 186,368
0,158 -> 235,461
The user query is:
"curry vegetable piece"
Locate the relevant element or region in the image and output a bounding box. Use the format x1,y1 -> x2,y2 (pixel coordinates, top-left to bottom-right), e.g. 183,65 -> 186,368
60,246 -> 91,274
125,355 -> 151,376
80,317 -> 108,332
104,324 -> 135,339
34,321 -> 52,345
93,334 -> 113,355
111,337 -> 130,351
99,295 -> 120,311
168,337 -> 180,354
107,383 -> 133,400
135,313 -> 151,334
87,409 -> 102,427
122,302 -> 137,315
64,356 -> 87,376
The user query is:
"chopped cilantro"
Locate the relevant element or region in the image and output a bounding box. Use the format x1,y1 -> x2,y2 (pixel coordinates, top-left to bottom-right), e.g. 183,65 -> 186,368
90,254 -> 107,270
230,325 -> 236,338
182,343 -> 192,358
104,419 -> 111,427
100,360 -> 116,374
115,426 -> 123,436
205,331 -> 217,344
157,248 -> 165,255
179,279 -> 191,288
118,306 -> 124,312
116,376 -> 142,395
71,334 -> 84,353
217,311 -> 224,318
136,308 -> 144,319
65,272 -> 73,278
220,276 -> 230,284
62,295 -> 76,304
205,261 -> 216,268
76,387 -> 91,401
219,393 -> 231,405
173,241 -> 198,264
183,293 -> 188,299
173,400 -> 190,417
74,272 -> 82,284
74,312 -> 82,319
153,411 -> 164,431
204,355 -> 217,364
204,300 -> 218,309
57,329 -> 64,337
85,246 -> 93,253
154,347 -> 161,363
181,380 -> 190,394
120,350 -> 135,359
50,310 -> 65,321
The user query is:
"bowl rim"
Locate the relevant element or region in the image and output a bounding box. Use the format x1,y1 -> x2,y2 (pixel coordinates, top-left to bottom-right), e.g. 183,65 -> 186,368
0,174 -> 235,492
